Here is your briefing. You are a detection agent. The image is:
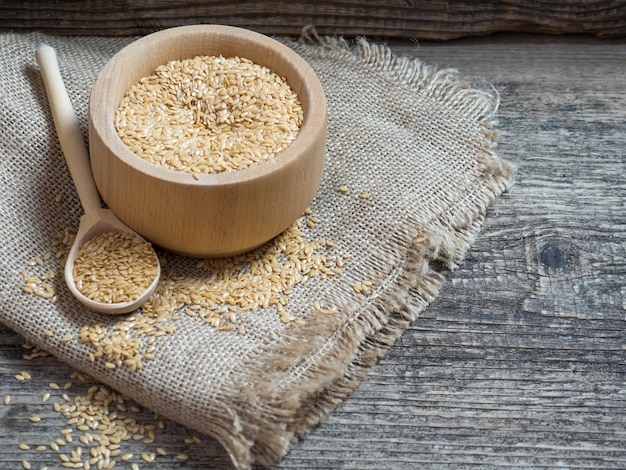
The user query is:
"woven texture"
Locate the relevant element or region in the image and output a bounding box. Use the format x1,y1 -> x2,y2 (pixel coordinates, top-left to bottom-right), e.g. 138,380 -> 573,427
0,31 -> 512,468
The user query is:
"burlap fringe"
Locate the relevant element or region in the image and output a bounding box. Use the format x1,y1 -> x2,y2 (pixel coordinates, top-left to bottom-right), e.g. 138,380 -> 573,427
206,32 -> 514,469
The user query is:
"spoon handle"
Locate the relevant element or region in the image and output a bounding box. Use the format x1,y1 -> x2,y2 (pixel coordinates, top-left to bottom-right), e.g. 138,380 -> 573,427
36,44 -> 102,215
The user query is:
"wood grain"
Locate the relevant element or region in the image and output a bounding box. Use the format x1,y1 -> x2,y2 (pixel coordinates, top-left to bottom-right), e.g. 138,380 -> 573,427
283,34 -> 626,469
1,1 -> 626,38
2,33 -> 626,468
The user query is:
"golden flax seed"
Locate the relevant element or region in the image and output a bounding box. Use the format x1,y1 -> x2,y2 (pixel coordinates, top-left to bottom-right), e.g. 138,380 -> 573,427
72,231 -> 158,304
116,55 -> 303,176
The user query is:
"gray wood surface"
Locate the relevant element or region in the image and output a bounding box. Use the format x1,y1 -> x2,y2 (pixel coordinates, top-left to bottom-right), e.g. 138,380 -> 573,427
2,33 -> 626,469
1,1 -> 626,38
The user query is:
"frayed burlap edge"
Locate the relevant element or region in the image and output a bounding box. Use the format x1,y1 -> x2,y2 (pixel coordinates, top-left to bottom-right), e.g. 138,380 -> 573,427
200,34 -> 514,469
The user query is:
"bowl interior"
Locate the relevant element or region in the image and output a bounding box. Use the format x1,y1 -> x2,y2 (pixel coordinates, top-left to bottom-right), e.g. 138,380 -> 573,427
90,25 -> 325,186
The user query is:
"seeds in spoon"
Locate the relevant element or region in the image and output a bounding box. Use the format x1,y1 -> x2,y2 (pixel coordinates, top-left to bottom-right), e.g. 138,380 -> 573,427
72,231 -> 158,304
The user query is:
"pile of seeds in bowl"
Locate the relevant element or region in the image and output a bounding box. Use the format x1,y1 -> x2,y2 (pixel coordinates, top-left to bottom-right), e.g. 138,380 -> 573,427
115,55 -> 304,177
72,231 -> 159,304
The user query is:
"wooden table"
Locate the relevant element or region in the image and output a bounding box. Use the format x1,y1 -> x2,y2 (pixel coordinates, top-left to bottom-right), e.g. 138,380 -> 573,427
2,33 -> 625,469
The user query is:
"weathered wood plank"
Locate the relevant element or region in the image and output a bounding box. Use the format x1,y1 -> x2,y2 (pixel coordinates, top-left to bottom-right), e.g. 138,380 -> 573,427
279,33 -> 626,469
1,1 -> 625,38
1,33 -> 626,468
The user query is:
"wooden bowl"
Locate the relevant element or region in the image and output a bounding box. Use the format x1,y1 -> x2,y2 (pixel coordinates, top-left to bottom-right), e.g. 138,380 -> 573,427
89,25 -> 326,257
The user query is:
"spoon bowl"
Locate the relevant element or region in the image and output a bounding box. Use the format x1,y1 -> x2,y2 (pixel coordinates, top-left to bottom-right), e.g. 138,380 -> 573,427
36,44 -> 161,314
64,209 -> 160,314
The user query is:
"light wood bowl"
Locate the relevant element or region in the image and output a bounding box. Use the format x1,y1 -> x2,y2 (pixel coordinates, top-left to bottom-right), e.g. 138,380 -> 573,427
89,25 -> 326,257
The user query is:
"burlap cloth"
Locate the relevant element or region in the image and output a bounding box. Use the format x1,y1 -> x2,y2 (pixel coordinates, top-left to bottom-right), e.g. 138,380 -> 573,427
0,30 -> 512,468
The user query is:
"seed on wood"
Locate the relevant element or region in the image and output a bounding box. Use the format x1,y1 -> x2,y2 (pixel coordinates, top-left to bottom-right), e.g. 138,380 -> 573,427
140,452 -> 155,462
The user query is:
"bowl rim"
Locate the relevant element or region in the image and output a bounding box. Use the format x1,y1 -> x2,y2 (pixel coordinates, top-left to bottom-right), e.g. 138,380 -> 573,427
89,24 -> 327,187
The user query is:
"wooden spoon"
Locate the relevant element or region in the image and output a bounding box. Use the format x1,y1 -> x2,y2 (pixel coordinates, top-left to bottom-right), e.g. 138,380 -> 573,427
36,44 -> 160,314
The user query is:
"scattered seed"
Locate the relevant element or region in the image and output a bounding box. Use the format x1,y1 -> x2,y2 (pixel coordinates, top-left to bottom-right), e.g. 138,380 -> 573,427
140,452 -> 155,462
